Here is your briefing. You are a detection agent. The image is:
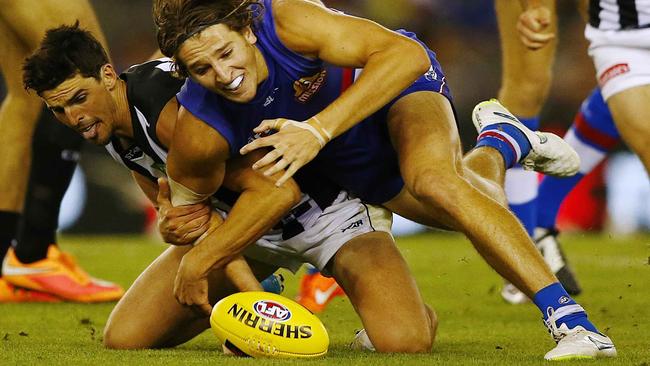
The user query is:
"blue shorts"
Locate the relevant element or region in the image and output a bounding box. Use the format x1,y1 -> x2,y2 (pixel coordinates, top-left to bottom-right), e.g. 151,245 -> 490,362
316,32 -> 454,204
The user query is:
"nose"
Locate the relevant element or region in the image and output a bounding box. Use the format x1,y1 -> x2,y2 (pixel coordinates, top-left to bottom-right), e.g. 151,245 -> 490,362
210,61 -> 230,85
64,107 -> 84,127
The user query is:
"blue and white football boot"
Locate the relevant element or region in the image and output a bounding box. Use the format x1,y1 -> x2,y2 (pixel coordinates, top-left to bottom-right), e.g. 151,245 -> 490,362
472,99 -> 580,177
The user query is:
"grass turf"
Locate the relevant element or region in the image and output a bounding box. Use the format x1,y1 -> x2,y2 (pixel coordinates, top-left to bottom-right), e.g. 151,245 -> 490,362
0,232 -> 648,365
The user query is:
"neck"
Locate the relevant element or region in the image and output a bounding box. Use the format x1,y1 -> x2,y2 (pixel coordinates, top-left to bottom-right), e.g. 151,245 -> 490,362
112,79 -> 133,139
254,45 -> 269,84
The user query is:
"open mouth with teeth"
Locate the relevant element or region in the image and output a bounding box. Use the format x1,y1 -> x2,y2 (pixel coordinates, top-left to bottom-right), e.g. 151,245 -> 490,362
80,121 -> 99,139
224,75 -> 244,91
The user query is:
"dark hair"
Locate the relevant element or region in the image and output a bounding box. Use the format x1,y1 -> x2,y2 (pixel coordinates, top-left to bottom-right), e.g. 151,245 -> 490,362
153,0 -> 262,77
23,22 -> 109,95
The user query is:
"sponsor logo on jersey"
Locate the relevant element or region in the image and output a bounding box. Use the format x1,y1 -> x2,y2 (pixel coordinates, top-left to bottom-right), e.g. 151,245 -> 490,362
124,145 -> 145,161
227,303 -> 313,339
293,70 -> 327,103
598,63 -> 630,86
424,65 -> 437,81
254,300 -> 292,321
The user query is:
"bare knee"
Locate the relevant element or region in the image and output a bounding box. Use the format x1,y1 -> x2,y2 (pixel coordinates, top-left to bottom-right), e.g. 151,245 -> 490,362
407,169 -> 460,208
370,326 -> 433,353
103,321 -> 147,350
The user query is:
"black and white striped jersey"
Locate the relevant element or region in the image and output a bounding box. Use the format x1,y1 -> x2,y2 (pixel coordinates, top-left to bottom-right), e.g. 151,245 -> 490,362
105,58 -> 183,182
589,0 -> 650,30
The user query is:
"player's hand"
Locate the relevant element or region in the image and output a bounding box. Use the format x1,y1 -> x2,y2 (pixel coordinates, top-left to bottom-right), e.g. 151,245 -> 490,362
174,250 -> 212,315
239,118 -> 330,187
157,178 -> 211,245
517,5 -> 555,50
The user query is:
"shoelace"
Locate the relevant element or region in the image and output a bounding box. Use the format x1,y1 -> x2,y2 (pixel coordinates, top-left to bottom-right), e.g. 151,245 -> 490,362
544,304 -> 586,343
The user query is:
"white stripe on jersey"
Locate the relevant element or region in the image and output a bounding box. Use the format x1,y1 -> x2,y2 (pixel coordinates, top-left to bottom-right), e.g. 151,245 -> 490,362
593,0 -> 650,30
134,106 -> 168,162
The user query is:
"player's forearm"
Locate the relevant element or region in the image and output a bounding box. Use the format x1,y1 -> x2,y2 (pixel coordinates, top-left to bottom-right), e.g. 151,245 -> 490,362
190,184 -> 300,274
315,40 -> 430,139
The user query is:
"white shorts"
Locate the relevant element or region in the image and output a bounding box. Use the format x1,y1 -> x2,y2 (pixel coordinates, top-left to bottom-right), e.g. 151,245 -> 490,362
585,25 -> 650,100
242,191 -> 393,273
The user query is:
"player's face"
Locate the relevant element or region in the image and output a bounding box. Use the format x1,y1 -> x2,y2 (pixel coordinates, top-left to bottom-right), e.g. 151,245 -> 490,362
177,24 -> 266,103
41,71 -> 117,145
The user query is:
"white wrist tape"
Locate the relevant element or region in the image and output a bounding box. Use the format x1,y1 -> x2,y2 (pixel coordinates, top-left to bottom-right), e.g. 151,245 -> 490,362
167,176 -> 212,206
291,121 -> 327,147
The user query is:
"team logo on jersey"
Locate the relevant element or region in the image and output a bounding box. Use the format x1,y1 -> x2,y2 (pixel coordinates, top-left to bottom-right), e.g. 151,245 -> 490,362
293,69 -> 327,103
253,300 -> 292,322
598,63 -> 629,86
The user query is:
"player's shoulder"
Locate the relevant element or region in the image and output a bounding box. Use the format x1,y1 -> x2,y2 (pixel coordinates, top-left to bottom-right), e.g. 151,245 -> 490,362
122,58 -> 184,108
122,58 -> 178,85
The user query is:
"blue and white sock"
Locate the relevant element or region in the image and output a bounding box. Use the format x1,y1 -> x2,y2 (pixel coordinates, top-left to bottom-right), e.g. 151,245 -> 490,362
534,283 -> 598,333
504,116 -> 540,236
537,89 -> 619,229
476,123 -> 532,169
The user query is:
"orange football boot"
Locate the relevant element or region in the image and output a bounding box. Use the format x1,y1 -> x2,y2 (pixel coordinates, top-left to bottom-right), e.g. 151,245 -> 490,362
0,277 -> 60,303
2,246 -> 124,302
295,272 -> 345,313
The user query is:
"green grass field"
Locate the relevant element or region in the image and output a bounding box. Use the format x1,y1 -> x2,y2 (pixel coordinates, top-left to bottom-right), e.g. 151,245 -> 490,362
1,232 -> 648,365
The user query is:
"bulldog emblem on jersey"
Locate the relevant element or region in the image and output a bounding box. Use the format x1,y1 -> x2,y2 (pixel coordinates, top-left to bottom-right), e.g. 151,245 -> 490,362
293,69 -> 327,103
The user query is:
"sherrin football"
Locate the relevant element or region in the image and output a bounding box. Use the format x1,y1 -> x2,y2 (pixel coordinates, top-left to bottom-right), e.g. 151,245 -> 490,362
210,291 -> 329,358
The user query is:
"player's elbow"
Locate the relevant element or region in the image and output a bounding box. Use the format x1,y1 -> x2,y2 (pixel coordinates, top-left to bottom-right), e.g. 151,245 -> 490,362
399,38 -> 431,77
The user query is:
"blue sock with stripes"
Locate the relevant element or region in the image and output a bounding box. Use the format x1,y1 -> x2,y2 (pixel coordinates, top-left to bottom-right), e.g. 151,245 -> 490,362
534,283 -> 598,333
476,124 -> 532,169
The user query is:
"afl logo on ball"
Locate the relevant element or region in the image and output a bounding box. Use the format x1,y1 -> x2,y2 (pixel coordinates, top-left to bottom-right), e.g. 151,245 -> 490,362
254,300 -> 292,322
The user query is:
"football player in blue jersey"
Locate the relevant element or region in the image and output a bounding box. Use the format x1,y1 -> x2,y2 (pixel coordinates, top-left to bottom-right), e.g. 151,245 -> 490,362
24,24 -> 437,352
153,0 -> 616,359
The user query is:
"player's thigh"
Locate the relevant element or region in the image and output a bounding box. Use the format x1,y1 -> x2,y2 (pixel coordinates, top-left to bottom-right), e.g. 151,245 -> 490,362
607,85 -> 650,168
104,245 -> 276,349
0,0 -> 107,50
104,245 -> 203,349
386,91 -> 463,192
332,231 -> 434,352
0,17 -> 41,139
495,0 -> 557,114
384,187 -> 456,230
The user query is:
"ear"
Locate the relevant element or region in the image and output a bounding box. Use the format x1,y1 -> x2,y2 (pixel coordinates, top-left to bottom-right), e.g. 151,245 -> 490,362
242,26 -> 257,45
100,64 -> 119,90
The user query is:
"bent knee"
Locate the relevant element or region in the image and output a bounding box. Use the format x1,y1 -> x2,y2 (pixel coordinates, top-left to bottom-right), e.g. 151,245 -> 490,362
372,328 -> 433,353
103,323 -> 155,350
407,170 -> 461,206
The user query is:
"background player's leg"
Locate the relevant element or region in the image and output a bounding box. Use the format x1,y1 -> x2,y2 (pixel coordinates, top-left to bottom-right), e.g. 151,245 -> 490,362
0,17 -> 43,299
495,0 -> 557,236
607,85 -> 650,172
15,110 -> 84,263
104,245 -> 276,349
332,231 -> 435,353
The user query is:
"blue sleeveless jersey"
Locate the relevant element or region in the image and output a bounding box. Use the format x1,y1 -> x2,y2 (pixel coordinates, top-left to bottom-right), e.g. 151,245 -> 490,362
178,0 -> 452,204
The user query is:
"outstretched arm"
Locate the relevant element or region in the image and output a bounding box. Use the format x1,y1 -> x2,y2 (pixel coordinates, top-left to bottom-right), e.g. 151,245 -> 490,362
166,107 -> 300,314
